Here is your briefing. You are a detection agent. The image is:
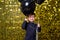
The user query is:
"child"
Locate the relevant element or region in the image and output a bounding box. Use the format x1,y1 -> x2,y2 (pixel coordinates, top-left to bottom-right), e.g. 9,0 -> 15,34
22,13 -> 41,40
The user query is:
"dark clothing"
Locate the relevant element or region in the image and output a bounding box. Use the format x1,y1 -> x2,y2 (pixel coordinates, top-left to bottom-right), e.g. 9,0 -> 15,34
22,21 -> 41,40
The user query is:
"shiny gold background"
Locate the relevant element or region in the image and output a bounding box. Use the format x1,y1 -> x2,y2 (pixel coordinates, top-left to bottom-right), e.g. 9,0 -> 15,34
0,0 -> 60,40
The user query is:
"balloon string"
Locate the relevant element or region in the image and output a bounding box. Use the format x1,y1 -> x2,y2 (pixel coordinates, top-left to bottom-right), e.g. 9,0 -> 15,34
36,0 -> 39,40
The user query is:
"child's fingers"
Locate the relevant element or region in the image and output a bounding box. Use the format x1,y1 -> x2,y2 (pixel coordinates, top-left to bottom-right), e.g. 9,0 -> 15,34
25,18 -> 28,21
37,23 -> 40,27
25,18 -> 29,22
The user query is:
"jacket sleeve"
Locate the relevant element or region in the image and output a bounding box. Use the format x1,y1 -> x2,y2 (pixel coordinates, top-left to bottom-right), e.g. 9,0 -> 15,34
38,27 -> 41,32
35,24 -> 41,32
22,21 -> 27,30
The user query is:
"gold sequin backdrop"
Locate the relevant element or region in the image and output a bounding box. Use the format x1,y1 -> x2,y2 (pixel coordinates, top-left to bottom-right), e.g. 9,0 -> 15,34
0,0 -> 60,40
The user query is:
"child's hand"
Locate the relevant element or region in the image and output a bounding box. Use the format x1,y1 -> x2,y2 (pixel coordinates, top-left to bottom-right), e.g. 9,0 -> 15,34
25,18 -> 28,22
25,18 -> 28,21
37,23 -> 40,27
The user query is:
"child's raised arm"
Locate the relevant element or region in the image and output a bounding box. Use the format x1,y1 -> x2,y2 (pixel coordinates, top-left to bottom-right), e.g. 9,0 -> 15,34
22,18 -> 28,30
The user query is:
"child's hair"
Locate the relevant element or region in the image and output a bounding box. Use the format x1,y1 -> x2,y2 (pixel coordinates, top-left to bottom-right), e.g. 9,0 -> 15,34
27,13 -> 35,17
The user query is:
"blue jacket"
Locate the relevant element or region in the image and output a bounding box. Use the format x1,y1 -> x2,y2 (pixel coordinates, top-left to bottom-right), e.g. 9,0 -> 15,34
22,21 -> 41,40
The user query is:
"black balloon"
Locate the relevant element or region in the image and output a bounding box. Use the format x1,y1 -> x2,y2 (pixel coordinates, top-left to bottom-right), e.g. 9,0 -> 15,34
35,0 -> 45,5
18,0 -> 45,5
18,0 -> 45,16
21,0 -> 36,16
18,0 -> 34,3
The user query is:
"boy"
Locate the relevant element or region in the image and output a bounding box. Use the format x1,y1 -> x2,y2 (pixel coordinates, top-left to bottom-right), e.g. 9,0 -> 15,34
22,13 -> 41,40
